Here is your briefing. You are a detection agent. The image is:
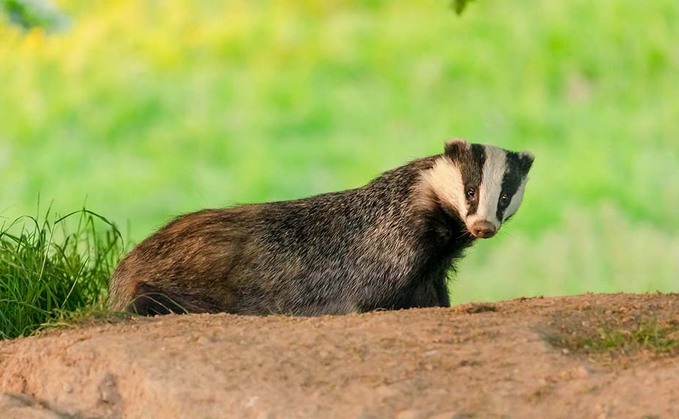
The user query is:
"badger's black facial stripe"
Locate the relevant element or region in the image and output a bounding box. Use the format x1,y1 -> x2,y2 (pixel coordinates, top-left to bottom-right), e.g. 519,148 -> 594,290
457,144 -> 486,216
496,151 -> 526,221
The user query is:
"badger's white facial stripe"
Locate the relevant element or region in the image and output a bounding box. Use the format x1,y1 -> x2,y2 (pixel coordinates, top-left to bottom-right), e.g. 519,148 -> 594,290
503,178 -> 527,222
419,157 -> 467,218
465,146 -> 506,230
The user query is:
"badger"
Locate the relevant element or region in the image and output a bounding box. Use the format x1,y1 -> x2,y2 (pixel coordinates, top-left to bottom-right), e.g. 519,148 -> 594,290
108,140 -> 534,316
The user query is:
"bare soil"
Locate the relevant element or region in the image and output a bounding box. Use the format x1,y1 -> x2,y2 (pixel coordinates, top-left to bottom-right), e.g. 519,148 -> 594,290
0,293 -> 678,418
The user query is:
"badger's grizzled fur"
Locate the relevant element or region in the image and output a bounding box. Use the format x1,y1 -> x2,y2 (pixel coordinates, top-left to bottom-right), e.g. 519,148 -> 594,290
108,140 -> 534,316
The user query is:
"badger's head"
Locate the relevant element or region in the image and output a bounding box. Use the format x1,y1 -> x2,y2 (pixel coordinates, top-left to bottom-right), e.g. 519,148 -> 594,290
421,139 -> 534,239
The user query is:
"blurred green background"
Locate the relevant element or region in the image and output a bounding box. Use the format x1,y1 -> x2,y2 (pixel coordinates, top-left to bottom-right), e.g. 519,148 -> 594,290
1,0 -> 677,303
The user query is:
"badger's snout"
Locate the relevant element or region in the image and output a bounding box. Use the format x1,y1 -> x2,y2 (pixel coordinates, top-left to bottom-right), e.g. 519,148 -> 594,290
470,221 -> 497,239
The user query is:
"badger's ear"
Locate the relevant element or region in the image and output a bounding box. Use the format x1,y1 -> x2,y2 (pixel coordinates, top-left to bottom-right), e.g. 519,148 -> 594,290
519,151 -> 535,173
444,139 -> 469,159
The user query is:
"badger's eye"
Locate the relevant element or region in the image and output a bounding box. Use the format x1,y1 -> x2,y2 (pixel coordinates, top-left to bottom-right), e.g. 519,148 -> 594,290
499,193 -> 509,207
466,187 -> 477,200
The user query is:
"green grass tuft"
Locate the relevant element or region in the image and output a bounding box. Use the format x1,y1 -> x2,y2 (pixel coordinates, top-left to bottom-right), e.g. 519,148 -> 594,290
587,319 -> 679,354
544,309 -> 679,358
37,300 -> 136,336
0,208 -> 123,339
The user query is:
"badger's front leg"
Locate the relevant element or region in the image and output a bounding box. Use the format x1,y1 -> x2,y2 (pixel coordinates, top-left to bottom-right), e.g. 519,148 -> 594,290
398,277 -> 450,309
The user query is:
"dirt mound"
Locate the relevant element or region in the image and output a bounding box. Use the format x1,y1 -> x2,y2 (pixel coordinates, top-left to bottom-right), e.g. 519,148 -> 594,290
0,293 -> 677,418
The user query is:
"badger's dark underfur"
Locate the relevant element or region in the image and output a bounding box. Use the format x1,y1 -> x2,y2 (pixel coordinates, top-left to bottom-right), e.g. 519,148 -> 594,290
108,140 -> 534,316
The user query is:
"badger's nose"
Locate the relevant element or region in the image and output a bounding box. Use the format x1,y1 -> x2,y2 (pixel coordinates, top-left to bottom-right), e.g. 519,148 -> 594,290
470,221 -> 497,239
